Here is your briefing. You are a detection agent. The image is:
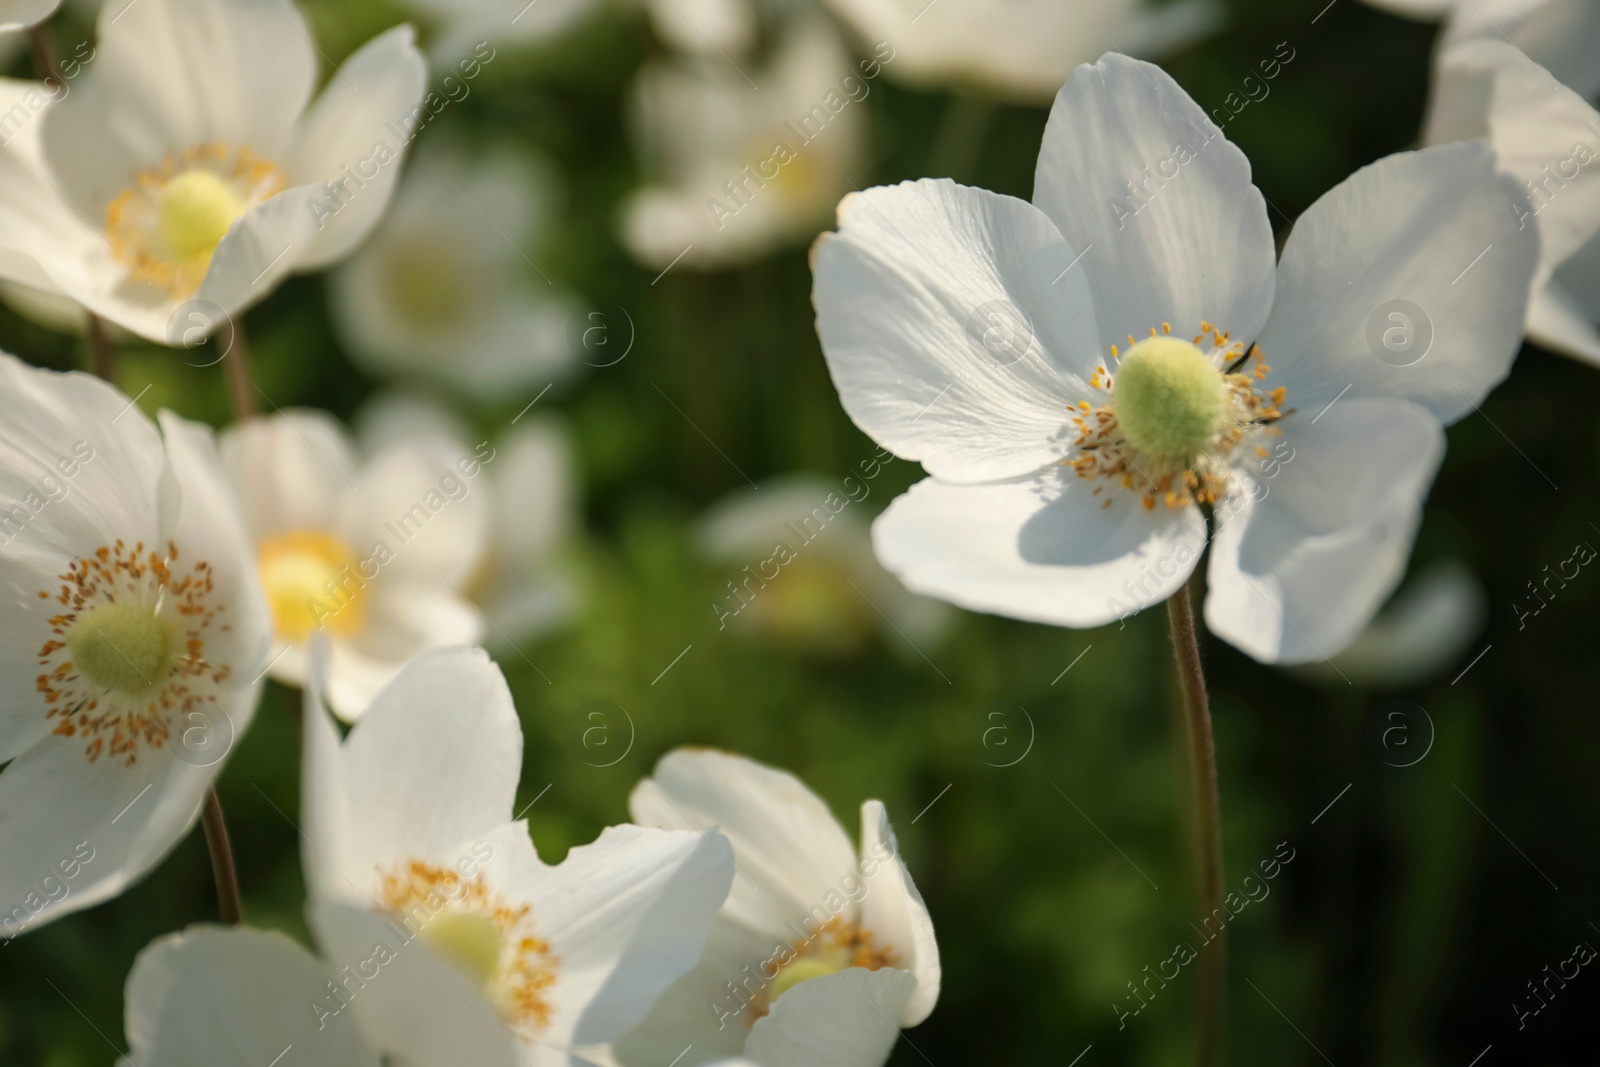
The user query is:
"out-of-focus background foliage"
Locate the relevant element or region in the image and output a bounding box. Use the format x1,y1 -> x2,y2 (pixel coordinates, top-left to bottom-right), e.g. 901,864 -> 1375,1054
3,0 -> 1597,1063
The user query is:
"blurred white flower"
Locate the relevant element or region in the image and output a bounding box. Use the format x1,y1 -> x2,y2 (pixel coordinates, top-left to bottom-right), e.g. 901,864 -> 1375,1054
818,0 -> 1219,103
218,409 -> 489,720
119,926 -> 381,1067
1294,559 -> 1487,688
813,54 -> 1537,663
358,392 -> 580,649
405,0 -> 597,65
0,352 -> 270,936
0,0 -> 59,32
301,646 -> 734,1067
1423,5 -> 1600,364
615,748 -> 940,1067
621,17 -> 867,269
699,475 -> 954,655
642,0 -> 758,57
0,0 -> 425,344
331,143 -> 578,402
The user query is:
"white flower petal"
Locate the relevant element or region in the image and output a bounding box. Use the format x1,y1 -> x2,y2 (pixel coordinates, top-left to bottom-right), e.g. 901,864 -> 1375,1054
219,409 -> 356,538
1205,398 -> 1445,664
0,358 -> 166,761
609,920 -> 787,1066
40,0 -> 316,221
0,742 -> 211,933
1258,140 -> 1537,422
307,646 -> 521,893
488,822 -> 735,1047
1300,559 -> 1487,688
1033,53 -> 1277,357
337,437 -> 489,586
629,748 -> 859,938
1528,275 -> 1600,363
287,25 -> 427,268
155,411 -> 272,681
124,925 -> 380,1067
872,473 -> 1207,629
195,184 -> 326,321
813,178 -> 1101,483
308,898 -> 523,1067
743,966 -> 919,1067
0,0 -> 60,32
857,801 -> 938,1026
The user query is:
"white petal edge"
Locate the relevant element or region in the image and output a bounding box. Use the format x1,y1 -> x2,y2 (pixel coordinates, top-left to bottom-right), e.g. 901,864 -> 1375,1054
871,473 -> 1207,629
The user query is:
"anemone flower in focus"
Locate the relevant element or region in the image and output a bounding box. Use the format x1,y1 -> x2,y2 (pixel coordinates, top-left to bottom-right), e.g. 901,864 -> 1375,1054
118,926 -> 380,1067
615,748 -> 940,1067
331,143 -> 578,402
218,409 -> 489,720
301,646 -> 735,1067
0,0 -> 425,344
0,353 -> 269,937
811,53 -> 1537,663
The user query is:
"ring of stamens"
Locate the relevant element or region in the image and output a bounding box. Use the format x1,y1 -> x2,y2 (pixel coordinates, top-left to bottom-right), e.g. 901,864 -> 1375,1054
105,142 -> 286,298
377,860 -> 559,1040
1067,322 -> 1291,511
748,916 -> 898,1022
36,539 -> 232,765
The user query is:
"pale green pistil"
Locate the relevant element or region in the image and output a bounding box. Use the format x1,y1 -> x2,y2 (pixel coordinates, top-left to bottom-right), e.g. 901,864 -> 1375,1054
418,912 -> 503,990
65,602 -> 173,695
1112,337 -> 1229,462
158,171 -> 246,260
769,957 -> 847,1003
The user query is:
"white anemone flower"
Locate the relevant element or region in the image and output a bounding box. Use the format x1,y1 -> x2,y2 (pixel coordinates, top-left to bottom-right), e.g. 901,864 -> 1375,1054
817,0 -> 1219,103
218,409 -> 489,720
812,53 -> 1537,663
331,144 -> 578,402
699,475 -> 954,655
357,392 -> 580,648
119,926 -> 380,1067
301,646 -> 736,1067
621,17 -> 868,270
0,352 -> 269,937
615,748 -> 940,1067
0,0 -> 425,345
0,0 -> 58,32
1422,10 -> 1600,363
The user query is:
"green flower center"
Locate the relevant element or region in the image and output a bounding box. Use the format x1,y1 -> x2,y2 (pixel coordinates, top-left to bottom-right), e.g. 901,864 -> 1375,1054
418,911 -> 503,990
1111,337 -> 1229,462
158,170 -> 248,260
65,602 -> 174,695
769,956 -> 847,1003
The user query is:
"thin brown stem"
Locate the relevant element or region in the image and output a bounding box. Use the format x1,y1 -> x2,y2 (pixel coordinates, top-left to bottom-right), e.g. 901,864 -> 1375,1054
26,24 -> 59,83
86,313 -> 116,382
1166,583 -> 1225,1067
201,789 -> 242,924
222,319 -> 257,419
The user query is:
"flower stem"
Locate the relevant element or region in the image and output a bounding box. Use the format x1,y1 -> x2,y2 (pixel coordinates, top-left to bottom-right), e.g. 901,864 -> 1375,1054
26,24 -> 59,83
222,320 -> 257,419
201,788 -> 243,924
86,313 -> 116,382
1166,583 -> 1225,1067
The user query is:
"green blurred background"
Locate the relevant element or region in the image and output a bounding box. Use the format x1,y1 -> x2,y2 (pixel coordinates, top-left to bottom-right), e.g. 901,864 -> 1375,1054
3,0 -> 1597,1063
